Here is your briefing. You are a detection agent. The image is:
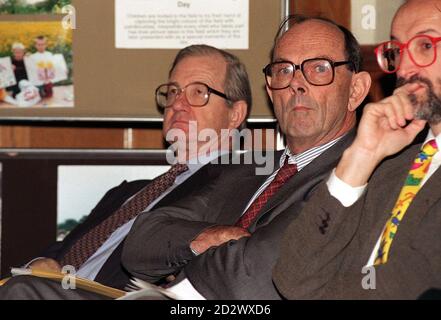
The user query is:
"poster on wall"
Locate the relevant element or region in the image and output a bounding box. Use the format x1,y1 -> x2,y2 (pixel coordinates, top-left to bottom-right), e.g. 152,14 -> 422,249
115,0 -> 249,49
25,53 -> 68,86
0,20 -> 73,108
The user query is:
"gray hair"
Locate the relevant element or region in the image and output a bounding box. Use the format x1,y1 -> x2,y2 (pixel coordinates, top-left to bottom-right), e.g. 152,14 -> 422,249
169,44 -> 252,119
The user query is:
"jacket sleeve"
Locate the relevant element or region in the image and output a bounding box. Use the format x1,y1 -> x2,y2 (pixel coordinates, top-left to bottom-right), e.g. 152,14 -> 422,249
122,164 -> 266,283
272,182 -> 366,299
313,196 -> 441,300
122,196 -> 220,282
181,207 -> 301,299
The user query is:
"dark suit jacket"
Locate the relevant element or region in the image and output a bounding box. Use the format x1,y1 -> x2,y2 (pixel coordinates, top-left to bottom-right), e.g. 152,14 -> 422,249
273,142 -> 441,299
41,180 -> 149,289
123,131 -> 355,299
122,157 -> 271,281
41,157 -> 258,290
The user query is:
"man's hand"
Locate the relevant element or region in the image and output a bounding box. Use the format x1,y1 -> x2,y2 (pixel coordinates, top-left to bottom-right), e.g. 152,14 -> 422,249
190,225 -> 251,255
29,258 -> 62,273
336,83 -> 427,187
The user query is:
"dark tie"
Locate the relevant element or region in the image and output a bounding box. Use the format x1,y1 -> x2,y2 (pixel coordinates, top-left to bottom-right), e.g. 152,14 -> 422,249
60,163 -> 189,270
235,159 -> 297,229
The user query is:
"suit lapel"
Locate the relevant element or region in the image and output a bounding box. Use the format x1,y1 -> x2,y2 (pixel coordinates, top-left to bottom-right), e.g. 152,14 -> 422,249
215,160 -> 274,225
150,152 -> 263,210
249,130 -> 356,229
358,143 -> 428,262
390,159 -> 441,247
217,174 -> 270,224
359,151 -> 415,260
150,162 -> 223,209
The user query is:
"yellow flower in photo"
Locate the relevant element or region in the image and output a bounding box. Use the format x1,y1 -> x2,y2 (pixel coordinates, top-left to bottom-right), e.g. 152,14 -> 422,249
0,21 -> 72,55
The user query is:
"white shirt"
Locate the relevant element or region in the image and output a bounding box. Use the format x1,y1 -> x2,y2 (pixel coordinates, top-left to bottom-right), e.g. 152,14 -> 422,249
327,130 -> 441,267
168,135 -> 346,299
241,137 -> 343,214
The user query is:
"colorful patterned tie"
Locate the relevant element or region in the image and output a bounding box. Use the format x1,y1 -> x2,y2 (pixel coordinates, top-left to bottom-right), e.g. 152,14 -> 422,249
60,163 -> 188,270
374,139 -> 438,265
235,159 -> 297,229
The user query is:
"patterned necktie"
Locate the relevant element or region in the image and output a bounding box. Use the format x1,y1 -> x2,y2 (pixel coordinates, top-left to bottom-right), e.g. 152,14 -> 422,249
374,139 -> 438,265
60,163 -> 188,270
235,158 -> 298,229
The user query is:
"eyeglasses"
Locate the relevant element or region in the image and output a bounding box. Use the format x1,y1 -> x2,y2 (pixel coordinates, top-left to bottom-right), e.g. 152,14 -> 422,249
375,35 -> 441,74
155,82 -> 229,108
263,58 -> 354,89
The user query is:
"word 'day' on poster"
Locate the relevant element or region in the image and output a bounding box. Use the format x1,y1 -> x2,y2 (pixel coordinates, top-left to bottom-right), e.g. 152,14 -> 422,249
0,57 -> 17,89
25,53 -> 68,86
115,0 -> 249,49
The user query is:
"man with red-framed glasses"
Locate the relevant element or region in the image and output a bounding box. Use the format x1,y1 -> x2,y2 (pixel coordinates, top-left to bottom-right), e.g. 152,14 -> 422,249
274,0 -> 441,299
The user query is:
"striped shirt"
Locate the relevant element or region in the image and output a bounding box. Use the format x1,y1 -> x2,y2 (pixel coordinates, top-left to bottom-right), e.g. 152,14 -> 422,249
240,135 -> 344,215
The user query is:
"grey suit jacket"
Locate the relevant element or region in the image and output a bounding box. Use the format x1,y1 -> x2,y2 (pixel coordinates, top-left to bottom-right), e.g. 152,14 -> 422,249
273,143 -> 441,299
123,131 -> 355,299
122,155 -> 270,281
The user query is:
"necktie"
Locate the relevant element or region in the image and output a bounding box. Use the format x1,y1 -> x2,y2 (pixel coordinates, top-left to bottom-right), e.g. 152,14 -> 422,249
374,139 -> 438,265
60,163 -> 188,270
235,159 -> 298,229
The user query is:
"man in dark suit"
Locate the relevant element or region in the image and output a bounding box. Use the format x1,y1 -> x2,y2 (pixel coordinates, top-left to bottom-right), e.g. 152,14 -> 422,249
0,44 -> 259,298
273,0 -> 441,299
121,16 -> 371,299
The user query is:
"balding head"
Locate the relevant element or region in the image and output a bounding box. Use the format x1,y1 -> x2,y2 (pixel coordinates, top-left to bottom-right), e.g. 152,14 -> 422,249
272,15 -> 362,73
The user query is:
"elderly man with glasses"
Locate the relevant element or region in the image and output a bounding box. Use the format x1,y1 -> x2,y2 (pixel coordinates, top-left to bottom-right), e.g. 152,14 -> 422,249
121,14 -> 371,300
0,44 -> 269,299
274,0 -> 441,300
1,14 -> 371,299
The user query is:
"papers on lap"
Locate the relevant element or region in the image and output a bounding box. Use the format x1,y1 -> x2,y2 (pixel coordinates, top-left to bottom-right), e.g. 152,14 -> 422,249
0,268 -> 179,300
2,268 -> 125,299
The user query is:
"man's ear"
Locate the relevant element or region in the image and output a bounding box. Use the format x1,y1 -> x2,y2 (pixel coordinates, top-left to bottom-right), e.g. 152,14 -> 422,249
229,100 -> 248,129
348,71 -> 371,112
266,85 -> 273,104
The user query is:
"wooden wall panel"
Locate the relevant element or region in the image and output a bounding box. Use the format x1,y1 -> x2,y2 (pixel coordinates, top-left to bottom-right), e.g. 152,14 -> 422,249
0,126 -> 166,149
0,126 -> 31,147
290,0 -> 351,29
132,128 -> 167,149
28,127 -> 125,148
0,125 -> 281,150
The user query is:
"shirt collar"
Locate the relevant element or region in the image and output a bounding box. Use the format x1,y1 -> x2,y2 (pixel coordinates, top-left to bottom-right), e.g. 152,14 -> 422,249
280,134 -> 345,171
423,129 -> 441,150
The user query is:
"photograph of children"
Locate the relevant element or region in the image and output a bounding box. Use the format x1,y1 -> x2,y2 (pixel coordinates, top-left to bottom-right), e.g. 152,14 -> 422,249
0,0 -> 71,14
0,21 -> 73,108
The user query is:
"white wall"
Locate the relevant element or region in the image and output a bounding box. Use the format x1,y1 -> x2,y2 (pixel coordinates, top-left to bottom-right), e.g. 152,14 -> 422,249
57,165 -> 170,224
351,0 -> 404,45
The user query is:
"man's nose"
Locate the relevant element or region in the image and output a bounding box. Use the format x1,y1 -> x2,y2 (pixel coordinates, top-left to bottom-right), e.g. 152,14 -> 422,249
288,70 -> 308,95
170,92 -> 191,111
